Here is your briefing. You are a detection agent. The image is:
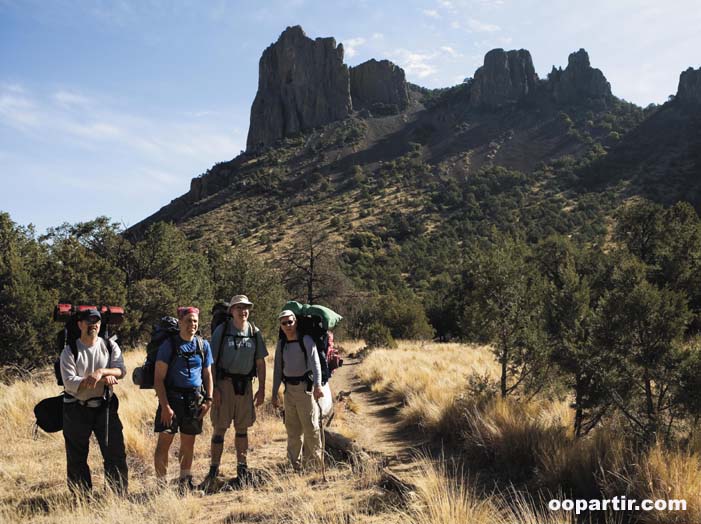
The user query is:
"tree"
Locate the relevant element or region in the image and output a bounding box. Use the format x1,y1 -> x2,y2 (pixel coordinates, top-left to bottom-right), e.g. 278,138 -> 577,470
206,243 -> 286,339
278,229 -> 350,309
594,255 -> 690,442
0,213 -> 57,370
537,236 -> 611,436
457,235 -> 548,398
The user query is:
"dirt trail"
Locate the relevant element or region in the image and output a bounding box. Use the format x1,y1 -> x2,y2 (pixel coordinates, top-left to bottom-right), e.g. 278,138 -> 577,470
329,355 -> 428,478
195,353 -> 425,523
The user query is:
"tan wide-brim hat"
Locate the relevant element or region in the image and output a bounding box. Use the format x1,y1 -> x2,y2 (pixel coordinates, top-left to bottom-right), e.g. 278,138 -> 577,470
229,294 -> 254,308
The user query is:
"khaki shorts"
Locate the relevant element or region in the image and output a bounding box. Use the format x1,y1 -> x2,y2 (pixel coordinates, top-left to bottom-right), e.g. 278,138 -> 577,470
211,379 -> 256,433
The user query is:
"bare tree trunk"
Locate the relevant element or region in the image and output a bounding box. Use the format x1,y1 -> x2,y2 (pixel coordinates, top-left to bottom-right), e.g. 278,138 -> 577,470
574,374 -> 583,438
500,341 -> 508,399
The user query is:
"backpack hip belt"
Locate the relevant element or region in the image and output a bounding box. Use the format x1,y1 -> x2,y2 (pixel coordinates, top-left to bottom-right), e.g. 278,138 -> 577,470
282,373 -> 313,392
64,393 -> 105,408
219,372 -> 253,396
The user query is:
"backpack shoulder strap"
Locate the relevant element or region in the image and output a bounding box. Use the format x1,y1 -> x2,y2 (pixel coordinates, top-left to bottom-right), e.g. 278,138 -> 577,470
299,335 -> 309,368
168,335 -> 181,366
195,336 -> 205,359
214,322 -> 228,371
249,322 -> 258,350
68,338 -> 78,361
100,337 -> 115,366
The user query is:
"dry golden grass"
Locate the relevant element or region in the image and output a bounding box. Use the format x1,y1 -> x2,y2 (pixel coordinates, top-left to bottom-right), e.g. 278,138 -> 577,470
408,458 -> 574,524
356,341 -> 500,432
359,341 -> 701,522
5,340 -> 701,523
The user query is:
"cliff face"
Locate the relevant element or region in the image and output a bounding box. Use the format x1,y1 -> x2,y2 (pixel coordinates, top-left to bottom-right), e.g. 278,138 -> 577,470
246,26 -> 352,152
350,59 -> 409,114
469,49 -> 540,108
677,67 -> 701,106
548,49 -> 611,104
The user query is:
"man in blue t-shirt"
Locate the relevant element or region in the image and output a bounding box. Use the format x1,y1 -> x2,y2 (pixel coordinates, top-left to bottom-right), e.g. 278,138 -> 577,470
153,307 -> 213,491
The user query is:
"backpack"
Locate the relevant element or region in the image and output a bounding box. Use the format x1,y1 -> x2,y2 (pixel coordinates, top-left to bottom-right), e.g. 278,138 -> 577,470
53,306 -> 116,386
211,301 -> 231,337
279,302 -> 343,383
280,314 -> 331,385
326,332 -> 343,372
133,316 -> 205,389
34,395 -> 64,433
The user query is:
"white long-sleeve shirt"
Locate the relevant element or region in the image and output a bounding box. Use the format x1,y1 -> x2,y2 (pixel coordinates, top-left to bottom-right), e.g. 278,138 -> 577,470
60,338 -> 126,402
272,335 -> 322,395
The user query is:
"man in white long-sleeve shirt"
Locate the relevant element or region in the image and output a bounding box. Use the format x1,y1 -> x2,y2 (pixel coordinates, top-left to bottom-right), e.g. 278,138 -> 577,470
271,310 -> 324,471
60,308 -> 128,494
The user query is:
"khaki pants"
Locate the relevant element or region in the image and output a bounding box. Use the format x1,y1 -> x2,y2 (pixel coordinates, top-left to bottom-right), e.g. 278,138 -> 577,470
283,383 -> 321,470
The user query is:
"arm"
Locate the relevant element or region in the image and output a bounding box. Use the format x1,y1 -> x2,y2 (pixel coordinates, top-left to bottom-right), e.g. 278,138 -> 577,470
254,358 -> 266,406
271,341 -> 283,408
305,336 -> 324,400
199,365 -> 214,419
154,360 -> 174,426
211,326 -> 223,406
80,340 -> 126,389
60,347 -> 84,396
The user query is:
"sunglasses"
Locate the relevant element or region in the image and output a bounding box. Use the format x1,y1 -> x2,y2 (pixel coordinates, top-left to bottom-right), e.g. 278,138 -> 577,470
280,320 -> 295,326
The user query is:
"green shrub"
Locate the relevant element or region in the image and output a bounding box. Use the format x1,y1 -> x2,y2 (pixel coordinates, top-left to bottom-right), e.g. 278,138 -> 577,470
364,322 -> 397,349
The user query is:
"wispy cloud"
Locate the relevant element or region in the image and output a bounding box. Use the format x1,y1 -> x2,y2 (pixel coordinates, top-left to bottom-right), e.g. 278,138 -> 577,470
0,83 -> 241,178
390,49 -> 439,79
343,37 -> 366,58
466,18 -> 501,32
52,90 -> 94,109
440,45 -> 462,58
422,9 -> 441,18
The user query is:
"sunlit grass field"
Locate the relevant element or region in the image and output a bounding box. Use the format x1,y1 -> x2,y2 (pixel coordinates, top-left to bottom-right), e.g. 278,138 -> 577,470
2,341 -> 699,523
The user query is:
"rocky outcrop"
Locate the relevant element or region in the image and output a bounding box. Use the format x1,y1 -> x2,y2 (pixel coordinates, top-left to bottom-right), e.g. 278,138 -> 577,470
350,59 -> 409,114
246,26 -> 352,151
548,49 -> 611,104
676,67 -> 701,106
469,49 -> 539,108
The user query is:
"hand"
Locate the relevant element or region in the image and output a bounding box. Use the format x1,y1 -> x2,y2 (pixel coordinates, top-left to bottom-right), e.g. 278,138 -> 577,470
101,375 -> 118,386
160,404 -> 175,426
313,386 -> 324,400
254,388 -> 265,407
83,369 -> 104,389
213,388 -> 221,408
272,393 -> 279,409
199,400 -> 212,420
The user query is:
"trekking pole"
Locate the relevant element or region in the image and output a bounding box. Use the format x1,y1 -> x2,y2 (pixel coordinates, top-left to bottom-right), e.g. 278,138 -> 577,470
316,397 -> 326,483
105,388 -> 111,449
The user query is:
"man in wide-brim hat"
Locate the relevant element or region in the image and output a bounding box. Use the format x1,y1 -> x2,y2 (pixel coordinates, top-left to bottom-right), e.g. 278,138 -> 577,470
201,295 -> 268,488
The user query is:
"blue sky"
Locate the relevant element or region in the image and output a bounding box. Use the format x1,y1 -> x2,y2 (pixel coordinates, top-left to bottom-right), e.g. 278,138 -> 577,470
1,0 -> 699,233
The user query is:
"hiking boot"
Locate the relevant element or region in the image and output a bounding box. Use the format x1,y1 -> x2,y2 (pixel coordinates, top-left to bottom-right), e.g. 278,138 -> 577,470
198,472 -> 218,493
178,475 -> 195,495
237,463 -> 253,485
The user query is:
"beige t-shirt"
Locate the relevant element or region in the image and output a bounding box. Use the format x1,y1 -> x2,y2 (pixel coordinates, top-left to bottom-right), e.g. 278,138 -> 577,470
60,338 -> 126,402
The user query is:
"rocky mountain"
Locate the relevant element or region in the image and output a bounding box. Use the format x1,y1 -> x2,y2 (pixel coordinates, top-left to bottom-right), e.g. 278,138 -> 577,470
678,66 -> 701,106
468,48 -> 539,108
246,26 -> 352,151
132,26 -> 701,270
350,59 -> 409,114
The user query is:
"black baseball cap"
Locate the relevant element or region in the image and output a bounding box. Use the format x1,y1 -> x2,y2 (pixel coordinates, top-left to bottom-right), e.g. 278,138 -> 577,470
77,308 -> 101,321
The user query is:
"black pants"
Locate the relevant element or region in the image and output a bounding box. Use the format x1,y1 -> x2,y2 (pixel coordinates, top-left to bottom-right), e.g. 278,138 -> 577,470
62,395 -> 128,494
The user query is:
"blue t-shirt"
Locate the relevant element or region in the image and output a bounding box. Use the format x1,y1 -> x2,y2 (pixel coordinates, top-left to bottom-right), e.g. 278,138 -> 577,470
156,336 -> 213,390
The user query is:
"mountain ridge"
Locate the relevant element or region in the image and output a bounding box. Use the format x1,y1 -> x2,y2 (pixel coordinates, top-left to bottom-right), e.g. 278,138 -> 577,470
130,26 -> 701,264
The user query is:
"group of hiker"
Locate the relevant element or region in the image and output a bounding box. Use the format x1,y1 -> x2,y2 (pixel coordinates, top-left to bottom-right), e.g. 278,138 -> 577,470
57,294 -> 328,495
